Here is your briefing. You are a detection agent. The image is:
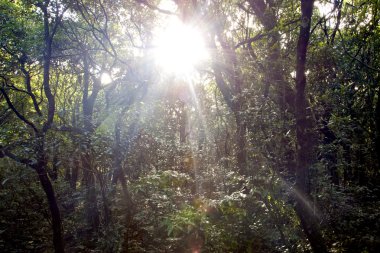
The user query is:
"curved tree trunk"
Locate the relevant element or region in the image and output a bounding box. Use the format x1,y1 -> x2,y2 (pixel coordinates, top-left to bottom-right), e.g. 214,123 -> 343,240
36,166 -> 65,253
36,135 -> 64,253
39,3 -> 64,251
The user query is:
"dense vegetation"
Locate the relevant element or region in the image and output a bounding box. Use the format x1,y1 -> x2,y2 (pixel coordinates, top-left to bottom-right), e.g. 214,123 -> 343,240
1,0 -> 379,252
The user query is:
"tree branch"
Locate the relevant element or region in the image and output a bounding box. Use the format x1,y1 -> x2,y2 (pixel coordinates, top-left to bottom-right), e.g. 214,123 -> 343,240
135,0 -> 176,15
0,145 -> 36,169
0,87 -> 39,133
40,3 -> 56,133
235,33 -> 266,49
19,60 -> 43,116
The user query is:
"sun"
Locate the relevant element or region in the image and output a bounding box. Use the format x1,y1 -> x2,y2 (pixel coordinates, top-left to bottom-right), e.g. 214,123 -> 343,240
153,18 -> 208,76
100,72 -> 112,85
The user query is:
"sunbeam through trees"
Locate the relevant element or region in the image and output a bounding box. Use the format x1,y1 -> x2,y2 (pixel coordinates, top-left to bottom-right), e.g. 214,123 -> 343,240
0,0 -> 379,252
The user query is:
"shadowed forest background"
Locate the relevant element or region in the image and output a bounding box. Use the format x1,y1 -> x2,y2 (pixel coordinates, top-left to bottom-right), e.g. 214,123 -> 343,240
0,0 -> 379,252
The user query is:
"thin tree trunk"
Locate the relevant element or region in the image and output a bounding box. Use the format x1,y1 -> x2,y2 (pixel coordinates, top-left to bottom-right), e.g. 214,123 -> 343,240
375,88 -> 380,173
320,116 -> 339,185
112,118 -> 134,253
81,53 -> 101,233
82,145 -> 100,232
210,35 -> 247,175
69,104 -> 80,190
179,101 -> 187,144
112,117 -> 123,186
70,156 -> 79,190
235,114 -> 247,174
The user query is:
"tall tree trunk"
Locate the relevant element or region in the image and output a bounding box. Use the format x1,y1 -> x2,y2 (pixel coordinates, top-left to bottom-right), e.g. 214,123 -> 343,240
294,1 -> 328,252
70,156 -> 79,190
210,35 -> 247,175
179,101 -> 187,144
81,141 -> 100,232
112,117 -> 133,206
69,103 -> 80,190
247,0 -> 296,178
37,168 -> 64,253
375,88 -> 380,174
235,113 -> 247,174
112,117 -> 124,186
112,117 -> 135,253
342,141 -> 352,185
40,3 -> 63,251
320,110 -> 339,186
81,53 -> 100,233
41,3 -> 55,133
112,112 -> 139,201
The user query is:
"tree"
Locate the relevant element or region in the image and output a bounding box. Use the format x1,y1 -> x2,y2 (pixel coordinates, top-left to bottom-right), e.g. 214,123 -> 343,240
293,0 -> 328,252
0,1 -> 67,251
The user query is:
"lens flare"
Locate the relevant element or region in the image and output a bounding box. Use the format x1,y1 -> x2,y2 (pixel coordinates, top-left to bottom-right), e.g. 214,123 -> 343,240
153,18 -> 208,76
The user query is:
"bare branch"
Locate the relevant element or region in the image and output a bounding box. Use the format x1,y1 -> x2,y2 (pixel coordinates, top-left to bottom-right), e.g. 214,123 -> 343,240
135,0 -> 176,15
0,145 -> 36,168
235,33 -> 266,49
0,87 -> 39,133
19,61 -> 43,116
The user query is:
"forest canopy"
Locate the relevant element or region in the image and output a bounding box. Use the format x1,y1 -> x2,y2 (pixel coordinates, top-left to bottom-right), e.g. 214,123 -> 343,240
0,0 -> 379,252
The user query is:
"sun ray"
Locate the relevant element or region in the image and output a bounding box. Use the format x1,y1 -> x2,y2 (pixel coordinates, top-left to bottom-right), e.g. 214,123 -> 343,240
153,17 -> 209,77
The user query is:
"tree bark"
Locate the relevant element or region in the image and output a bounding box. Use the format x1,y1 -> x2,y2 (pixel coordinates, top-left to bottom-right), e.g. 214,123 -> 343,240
294,0 -> 328,252
375,88 -> 380,173
37,168 -> 65,253
295,0 -> 315,197
41,3 -> 55,133
40,2 -> 63,251
36,135 -> 65,253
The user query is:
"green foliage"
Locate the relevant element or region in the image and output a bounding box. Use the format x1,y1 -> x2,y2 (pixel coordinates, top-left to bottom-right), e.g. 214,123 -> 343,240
0,163 -> 51,252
